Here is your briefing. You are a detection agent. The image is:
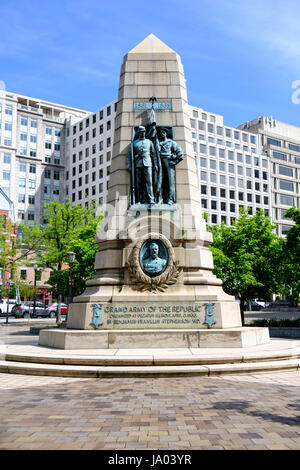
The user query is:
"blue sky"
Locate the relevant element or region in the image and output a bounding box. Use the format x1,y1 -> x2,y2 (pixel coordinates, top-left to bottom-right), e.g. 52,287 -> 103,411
1,0 -> 300,127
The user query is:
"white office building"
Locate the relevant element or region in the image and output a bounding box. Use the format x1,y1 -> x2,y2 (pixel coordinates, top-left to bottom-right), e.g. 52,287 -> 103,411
190,106 -> 271,226
238,117 -> 300,236
0,90 -> 89,225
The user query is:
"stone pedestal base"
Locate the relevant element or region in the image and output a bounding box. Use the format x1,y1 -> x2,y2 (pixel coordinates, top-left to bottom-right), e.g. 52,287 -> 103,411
39,327 -> 270,350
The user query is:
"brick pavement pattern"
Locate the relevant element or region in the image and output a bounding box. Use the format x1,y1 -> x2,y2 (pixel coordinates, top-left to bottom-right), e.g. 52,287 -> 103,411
0,371 -> 299,450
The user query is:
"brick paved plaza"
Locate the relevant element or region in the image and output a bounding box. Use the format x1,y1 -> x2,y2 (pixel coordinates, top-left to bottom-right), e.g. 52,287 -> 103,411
0,370 -> 299,450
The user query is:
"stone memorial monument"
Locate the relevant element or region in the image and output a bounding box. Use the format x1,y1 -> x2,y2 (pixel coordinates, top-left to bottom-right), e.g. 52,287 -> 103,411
40,34 -> 269,349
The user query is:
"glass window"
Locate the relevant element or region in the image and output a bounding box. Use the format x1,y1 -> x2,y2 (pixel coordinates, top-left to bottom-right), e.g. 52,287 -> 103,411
201,199 -> 207,209
237,166 -> 243,175
219,161 -> 225,172
267,137 -> 281,147
199,144 -> 206,154
280,195 -> 294,206
279,180 -> 294,192
5,105 -> 12,115
209,146 -> 216,156
282,225 -> 292,235
20,133 -> 27,141
210,160 -> 216,170
200,171 -> 207,181
228,151 -> 234,160
246,155 -> 251,164
217,126 -> 223,136
237,153 -> 243,163
278,165 -> 293,177
219,148 -> 225,158
225,128 -> 231,138
31,119 -> 37,128
211,200 -> 217,210
211,187 -> 217,196
250,135 -> 256,145
201,185 -> 207,195
229,190 -> 235,199
200,157 -> 207,167
295,156 -> 300,165
18,194 -> 25,203
220,175 -> 226,185
221,202 -> 226,211
21,116 -> 28,126
207,123 -> 214,133
273,151 -> 287,161
3,153 -> 11,164
288,143 -> 300,152
19,178 -> 26,187
198,121 -> 205,131
29,164 -> 36,173
210,173 -> 217,183
29,179 -> 36,189
229,164 -> 234,173
3,171 -> 10,180
220,188 -> 226,198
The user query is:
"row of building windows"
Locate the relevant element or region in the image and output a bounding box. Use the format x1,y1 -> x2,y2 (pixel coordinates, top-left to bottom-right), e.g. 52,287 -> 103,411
72,134 -> 111,148
191,119 -> 257,145
200,186 -> 268,199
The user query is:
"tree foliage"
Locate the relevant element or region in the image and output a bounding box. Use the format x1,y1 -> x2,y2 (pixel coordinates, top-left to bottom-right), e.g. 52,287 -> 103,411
38,201 -> 102,298
282,207 -> 300,305
207,209 -> 283,324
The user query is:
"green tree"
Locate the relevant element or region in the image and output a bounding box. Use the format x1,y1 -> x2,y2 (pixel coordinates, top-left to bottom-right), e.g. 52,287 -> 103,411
47,218 -> 99,298
0,217 -> 43,297
207,209 -> 283,325
283,207 -> 300,305
37,201 -> 102,322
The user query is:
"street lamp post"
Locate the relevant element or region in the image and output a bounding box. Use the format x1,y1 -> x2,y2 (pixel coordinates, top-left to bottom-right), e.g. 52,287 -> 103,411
68,252 -> 75,310
5,280 -> 10,325
33,263 -> 38,318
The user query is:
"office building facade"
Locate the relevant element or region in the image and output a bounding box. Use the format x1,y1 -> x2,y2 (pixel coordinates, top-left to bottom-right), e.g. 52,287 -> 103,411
238,117 -> 300,235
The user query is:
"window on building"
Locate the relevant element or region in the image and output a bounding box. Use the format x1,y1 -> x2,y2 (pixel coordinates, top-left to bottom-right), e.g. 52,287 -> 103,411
278,165 -> 293,177
29,163 -> 36,173
267,137 -> 281,147
211,187 -> 217,196
280,195 -> 294,206
211,200 -> 217,210
279,180 -> 294,192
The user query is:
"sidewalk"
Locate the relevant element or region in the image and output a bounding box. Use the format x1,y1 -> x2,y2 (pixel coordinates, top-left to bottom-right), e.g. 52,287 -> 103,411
0,324 -> 299,450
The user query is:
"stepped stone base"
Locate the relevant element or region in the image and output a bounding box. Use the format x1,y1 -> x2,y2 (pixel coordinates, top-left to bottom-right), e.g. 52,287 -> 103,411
39,327 -> 270,350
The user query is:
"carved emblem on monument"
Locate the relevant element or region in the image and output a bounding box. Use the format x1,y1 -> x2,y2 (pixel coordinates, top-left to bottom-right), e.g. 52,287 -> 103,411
127,233 -> 180,293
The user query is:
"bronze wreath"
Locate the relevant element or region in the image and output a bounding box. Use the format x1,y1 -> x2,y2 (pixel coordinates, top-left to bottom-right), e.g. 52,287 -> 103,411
126,232 -> 180,293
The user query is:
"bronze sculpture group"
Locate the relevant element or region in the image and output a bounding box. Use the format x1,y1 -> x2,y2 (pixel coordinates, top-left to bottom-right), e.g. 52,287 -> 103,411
127,120 -> 183,206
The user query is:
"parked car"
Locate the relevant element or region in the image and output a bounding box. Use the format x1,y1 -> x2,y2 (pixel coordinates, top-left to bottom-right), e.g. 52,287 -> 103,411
11,301 -> 49,318
0,299 -> 18,315
265,299 -> 292,309
244,301 -> 264,311
45,303 -> 68,317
